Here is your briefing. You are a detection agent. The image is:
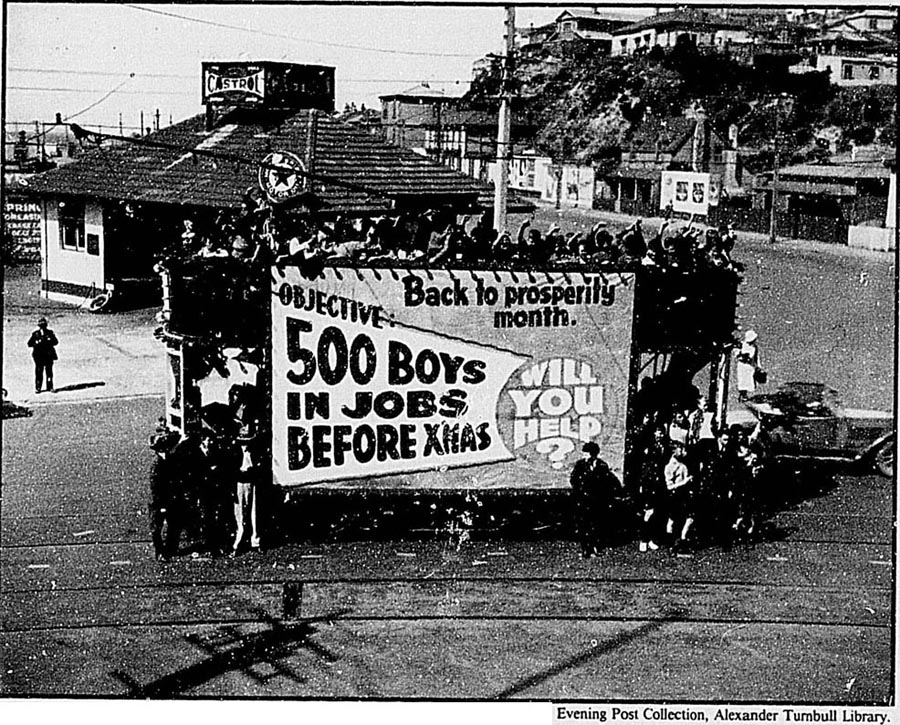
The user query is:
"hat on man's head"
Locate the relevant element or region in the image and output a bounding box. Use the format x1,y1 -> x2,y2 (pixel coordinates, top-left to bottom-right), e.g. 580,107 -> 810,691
582,441 -> 600,455
744,329 -> 758,343
37,317 -> 48,326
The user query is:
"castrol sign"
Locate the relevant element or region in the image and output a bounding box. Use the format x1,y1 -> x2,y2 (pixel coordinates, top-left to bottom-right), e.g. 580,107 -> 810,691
203,65 -> 265,105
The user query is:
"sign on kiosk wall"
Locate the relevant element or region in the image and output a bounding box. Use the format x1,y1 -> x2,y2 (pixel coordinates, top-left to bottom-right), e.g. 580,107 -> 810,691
660,170 -> 712,216
271,268 -> 635,489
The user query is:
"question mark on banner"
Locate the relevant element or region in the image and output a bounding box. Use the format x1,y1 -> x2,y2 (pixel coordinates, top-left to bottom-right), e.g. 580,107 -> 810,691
536,437 -> 576,469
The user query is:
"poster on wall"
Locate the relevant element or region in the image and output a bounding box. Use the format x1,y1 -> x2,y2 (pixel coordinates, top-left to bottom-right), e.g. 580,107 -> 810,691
660,170 -> 712,216
271,267 -> 635,489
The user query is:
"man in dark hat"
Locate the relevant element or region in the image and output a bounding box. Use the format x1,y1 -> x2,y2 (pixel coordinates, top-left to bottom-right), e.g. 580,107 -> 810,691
148,428 -> 181,561
27,317 -> 59,393
569,441 -> 621,557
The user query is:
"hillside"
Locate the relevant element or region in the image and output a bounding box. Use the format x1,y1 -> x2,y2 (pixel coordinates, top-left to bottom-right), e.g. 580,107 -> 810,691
462,38 -> 896,170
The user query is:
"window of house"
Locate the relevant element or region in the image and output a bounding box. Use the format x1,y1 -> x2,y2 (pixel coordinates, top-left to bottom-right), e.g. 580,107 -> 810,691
620,38 -> 628,50
58,199 -> 85,251
869,65 -> 881,80
644,34 -> 651,46
842,63 -> 854,80
869,17 -> 878,30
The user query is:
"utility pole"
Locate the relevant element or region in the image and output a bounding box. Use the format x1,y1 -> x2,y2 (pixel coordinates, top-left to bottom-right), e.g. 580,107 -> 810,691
140,111 -> 145,137
768,101 -> 781,244
154,108 -> 161,132
435,99 -> 443,166
768,94 -> 792,244
493,5 -> 515,235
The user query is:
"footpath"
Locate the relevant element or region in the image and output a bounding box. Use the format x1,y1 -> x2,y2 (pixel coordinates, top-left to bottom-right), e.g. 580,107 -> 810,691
2,265 -> 165,408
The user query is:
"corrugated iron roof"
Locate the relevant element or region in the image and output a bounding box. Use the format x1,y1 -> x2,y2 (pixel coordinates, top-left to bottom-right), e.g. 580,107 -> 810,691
778,162 -> 892,180
24,109 -> 490,213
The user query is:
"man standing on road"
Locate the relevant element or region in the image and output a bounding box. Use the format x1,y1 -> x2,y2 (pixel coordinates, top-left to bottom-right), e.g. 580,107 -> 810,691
230,423 -> 262,557
736,330 -> 764,401
27,317 -> 58,393
149,429 -> 181,561
570,441 -> 621,557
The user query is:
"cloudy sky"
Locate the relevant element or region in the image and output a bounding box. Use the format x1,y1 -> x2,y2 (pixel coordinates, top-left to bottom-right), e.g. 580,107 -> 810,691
6,3 -> 653,132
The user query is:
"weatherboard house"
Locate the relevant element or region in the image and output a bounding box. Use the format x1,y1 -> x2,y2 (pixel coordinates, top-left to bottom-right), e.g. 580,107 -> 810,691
21,62 -> 492,307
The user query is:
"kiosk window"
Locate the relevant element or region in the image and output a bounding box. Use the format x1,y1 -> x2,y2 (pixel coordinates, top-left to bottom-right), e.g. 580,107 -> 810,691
58,200 -> 85,251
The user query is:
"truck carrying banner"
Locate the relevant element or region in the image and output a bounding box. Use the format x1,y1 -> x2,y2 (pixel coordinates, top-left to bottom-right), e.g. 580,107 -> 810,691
271,267 -> 635,489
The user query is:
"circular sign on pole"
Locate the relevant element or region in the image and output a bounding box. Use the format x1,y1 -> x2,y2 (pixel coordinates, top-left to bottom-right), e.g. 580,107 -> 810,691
258,151 -> 306,203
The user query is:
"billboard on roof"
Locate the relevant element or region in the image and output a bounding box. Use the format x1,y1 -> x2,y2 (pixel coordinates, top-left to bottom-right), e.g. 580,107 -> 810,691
202,62 -> 335,112
271,267 -> 636,489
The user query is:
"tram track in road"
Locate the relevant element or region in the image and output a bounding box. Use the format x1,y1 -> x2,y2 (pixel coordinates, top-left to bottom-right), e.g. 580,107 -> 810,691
3,568 -> 892,630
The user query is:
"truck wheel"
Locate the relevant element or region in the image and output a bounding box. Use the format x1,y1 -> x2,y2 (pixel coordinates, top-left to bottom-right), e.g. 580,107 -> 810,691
874,437 -> 895,478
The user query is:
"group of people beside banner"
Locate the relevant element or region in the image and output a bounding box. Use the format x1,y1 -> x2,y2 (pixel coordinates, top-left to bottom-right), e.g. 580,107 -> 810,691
148,384 -> 264,560
571,370 -> 773,558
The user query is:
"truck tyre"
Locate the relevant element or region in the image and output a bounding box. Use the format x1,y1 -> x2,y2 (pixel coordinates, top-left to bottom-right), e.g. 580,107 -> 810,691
874,437 -> 895,478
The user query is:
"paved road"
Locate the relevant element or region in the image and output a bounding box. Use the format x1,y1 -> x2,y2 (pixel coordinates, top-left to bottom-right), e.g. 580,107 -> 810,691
1,397 -> 893,700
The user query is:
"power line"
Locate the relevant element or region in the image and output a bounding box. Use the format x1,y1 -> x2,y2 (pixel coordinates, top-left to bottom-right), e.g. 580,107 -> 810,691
123,4 -> 478,59
9,67 -> 471,85
9,85 -> 197,97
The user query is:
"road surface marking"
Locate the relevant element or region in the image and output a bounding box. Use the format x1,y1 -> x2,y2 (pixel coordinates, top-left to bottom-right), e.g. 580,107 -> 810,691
868,560 -> 890,566
72,530 -> 95,537
299,554 -> 324,559
767,556 -> 788,562
487,551 -> 508,556
110,560 -> 132,566
396,552 -> 416,557
27,564 -> 50,569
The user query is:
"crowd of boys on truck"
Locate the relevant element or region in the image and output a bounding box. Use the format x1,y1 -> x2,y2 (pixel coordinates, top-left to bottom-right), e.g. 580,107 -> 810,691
147,189 -> 770,560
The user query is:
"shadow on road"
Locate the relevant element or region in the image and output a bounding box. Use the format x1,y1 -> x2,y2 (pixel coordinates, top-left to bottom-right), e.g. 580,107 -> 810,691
110,608 -> 348,697
493,607 -> 686,699
51,381 -> 107,394
2,399 -> 32,419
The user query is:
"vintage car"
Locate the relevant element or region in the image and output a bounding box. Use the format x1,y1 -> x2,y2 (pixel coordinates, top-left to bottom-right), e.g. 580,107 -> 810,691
727,382 -> 895,477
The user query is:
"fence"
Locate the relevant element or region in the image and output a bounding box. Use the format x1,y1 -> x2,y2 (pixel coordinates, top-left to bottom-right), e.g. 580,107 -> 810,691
710,206 -> 849,245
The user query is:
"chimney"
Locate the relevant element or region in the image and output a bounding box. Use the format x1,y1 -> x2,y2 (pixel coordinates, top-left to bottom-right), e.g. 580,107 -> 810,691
305,110 -> 318,192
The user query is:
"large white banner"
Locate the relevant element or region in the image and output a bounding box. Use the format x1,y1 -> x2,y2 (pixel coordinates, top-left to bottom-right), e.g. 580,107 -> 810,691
272,268 -> 635,489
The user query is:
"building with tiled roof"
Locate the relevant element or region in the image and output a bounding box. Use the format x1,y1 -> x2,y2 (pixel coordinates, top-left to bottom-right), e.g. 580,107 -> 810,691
26,108 -> 487,212
20,63 -> 500,305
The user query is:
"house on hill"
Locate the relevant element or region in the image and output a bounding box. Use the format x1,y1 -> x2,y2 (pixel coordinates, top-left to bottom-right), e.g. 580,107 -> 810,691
804,8 -> 897,55
552,10 -> 632,52
515,10 -> 633,53
610,8 -> 750,56
22,64 -> 494,306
